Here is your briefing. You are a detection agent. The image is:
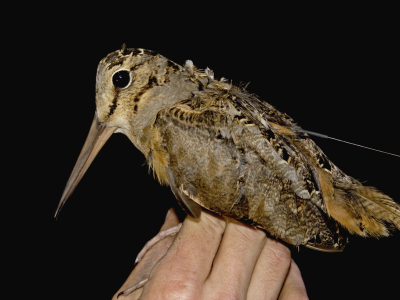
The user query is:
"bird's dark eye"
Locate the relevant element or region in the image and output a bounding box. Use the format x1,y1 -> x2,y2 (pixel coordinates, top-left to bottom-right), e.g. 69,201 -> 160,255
112,70 -> 131,89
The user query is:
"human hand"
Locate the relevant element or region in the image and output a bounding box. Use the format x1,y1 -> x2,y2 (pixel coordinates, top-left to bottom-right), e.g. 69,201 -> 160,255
113,208 -> 308,300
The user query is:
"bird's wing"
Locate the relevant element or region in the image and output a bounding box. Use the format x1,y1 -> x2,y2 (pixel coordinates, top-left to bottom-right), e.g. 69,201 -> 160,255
153,89 -> 346,250
153,84 -> 400,250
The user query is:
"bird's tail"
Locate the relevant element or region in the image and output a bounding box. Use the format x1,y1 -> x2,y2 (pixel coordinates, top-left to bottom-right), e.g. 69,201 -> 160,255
318,169 -> 400,237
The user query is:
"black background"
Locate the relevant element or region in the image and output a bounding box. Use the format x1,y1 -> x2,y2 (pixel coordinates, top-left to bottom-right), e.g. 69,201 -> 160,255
15,9 -> 399,300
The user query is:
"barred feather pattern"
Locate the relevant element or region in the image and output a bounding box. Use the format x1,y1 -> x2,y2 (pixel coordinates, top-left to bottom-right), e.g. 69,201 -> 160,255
94,48 -> 400,251
154,79 -> 400,250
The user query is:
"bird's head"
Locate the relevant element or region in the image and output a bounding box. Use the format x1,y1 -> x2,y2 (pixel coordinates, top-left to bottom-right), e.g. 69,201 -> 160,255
55,45 -> 199,217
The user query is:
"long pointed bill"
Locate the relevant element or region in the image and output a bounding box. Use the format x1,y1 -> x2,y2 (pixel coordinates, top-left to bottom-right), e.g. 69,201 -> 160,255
55,112 -> 117,218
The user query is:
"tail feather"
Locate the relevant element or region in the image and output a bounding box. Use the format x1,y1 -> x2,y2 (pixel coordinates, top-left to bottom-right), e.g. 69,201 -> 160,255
358,187 -> 400,218
335,183 -> 400,237
317,167 -> 400,238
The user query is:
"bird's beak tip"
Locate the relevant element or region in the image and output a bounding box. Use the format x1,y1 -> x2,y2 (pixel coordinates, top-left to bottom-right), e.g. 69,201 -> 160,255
55,113 -> 116,218
54,201 -> 64,219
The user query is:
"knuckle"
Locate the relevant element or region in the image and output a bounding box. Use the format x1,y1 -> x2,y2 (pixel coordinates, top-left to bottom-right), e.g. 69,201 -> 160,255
144,270 -> 202,300
163,287 -> 199,300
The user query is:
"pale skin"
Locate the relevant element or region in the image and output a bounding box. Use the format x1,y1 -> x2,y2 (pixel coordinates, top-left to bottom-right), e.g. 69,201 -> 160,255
113,208 -> 308,300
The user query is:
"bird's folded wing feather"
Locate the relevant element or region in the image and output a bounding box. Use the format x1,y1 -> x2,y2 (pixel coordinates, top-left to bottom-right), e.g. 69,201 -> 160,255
152,86 -> 349,250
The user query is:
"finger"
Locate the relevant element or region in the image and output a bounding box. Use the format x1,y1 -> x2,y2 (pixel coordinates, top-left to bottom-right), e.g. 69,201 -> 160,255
246,238 -> 291,300
112,208 -> 181,300
203,219 -> 267,300
278,259 -> 308,300
139,209 -> 226,300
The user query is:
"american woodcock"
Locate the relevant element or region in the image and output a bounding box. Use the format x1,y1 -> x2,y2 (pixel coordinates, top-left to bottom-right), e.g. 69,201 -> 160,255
56,45 -> 400,252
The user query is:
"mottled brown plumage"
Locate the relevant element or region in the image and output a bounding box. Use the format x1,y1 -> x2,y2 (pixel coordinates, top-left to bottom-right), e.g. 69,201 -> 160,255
56,46 -> 400,253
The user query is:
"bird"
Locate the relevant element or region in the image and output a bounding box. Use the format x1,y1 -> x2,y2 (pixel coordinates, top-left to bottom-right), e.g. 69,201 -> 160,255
56,44 -> 400,255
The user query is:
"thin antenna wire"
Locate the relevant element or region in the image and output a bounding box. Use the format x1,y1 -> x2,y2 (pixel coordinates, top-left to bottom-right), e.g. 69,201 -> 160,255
301,130 -> 400,158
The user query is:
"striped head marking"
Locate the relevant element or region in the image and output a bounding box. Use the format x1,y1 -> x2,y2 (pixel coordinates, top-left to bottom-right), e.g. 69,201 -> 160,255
94,48 -> 198,148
